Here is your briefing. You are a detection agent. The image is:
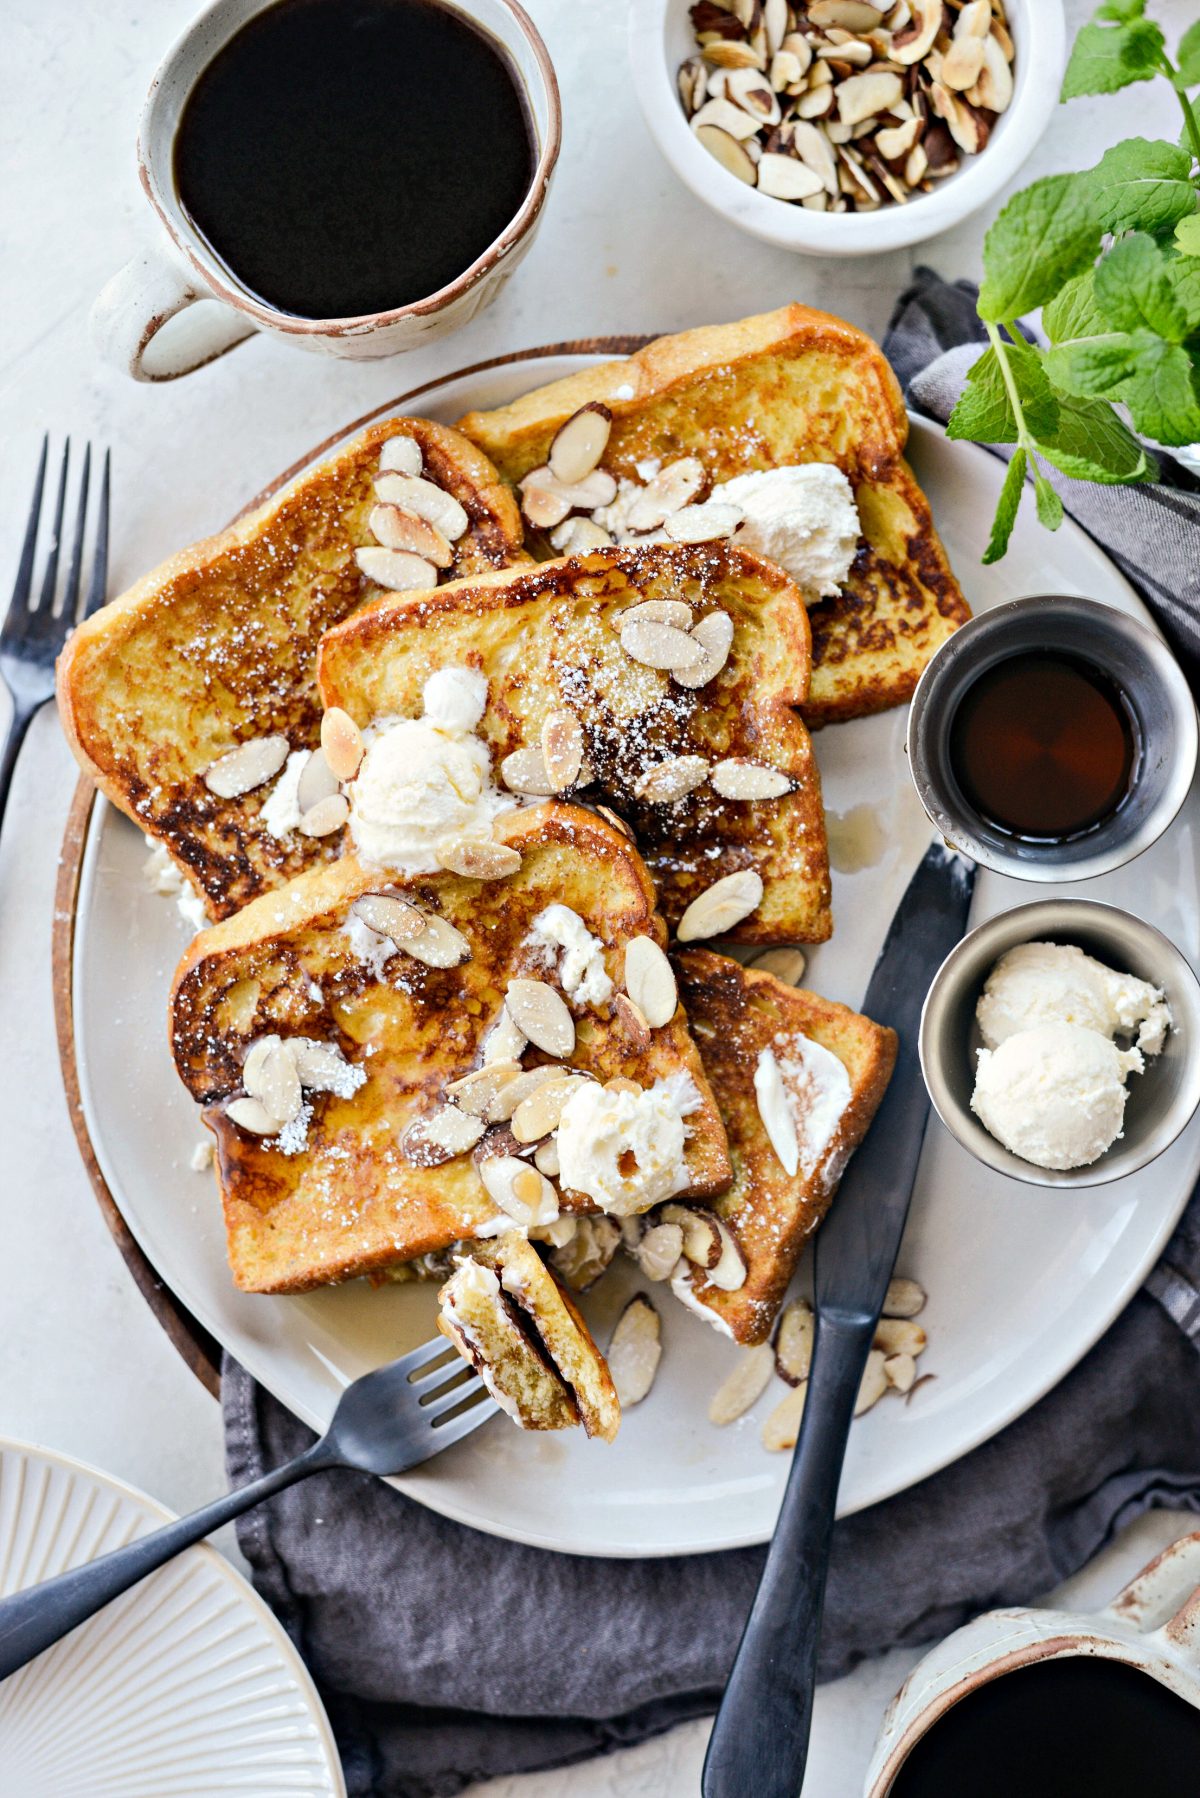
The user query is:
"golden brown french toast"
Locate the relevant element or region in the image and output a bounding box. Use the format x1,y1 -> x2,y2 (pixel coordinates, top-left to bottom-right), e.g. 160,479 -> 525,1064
318,542 -> 832,945
57,417 -> 526,920
668,949 -> 896,1345
169,804 -> 732,1294
457,305 -> 969,727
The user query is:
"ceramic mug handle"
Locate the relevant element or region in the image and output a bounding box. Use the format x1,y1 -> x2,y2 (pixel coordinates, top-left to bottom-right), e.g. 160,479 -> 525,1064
1101,1530 -> 1200,1669
91,241 -> 258,381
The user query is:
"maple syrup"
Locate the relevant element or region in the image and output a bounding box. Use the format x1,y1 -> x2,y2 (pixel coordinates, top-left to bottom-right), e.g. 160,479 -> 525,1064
173,0 -> 535,320
948,649 -> 1138,842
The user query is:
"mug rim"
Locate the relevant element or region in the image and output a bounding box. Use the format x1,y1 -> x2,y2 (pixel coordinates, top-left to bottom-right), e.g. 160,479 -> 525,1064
134,0 -> 561,337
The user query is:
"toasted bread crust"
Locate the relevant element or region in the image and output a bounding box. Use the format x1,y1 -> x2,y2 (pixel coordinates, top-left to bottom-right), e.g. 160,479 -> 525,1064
318,541 -> 832,945
457,304 -> 969,728
57,417 -> 526,921
170,804 -> 732,1294
675,949 -> 897,1344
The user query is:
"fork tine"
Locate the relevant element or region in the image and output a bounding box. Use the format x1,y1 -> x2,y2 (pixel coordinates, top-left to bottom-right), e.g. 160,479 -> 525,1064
84,450 -> 110,617
421,1372 -> 488,1422
396,1336 -> 460,1379
428,1394 -> 499,1447
9,435 -> 48,613
61,443 -> 91,623
36,440 -> 69,614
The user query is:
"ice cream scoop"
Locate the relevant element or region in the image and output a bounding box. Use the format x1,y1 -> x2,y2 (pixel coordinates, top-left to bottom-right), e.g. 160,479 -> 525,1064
971,1022 -> 1144,1172
977,941 -> 1172,1056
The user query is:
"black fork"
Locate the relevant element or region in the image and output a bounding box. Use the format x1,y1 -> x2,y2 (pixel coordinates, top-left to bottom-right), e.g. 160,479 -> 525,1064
0,437 -> 110,837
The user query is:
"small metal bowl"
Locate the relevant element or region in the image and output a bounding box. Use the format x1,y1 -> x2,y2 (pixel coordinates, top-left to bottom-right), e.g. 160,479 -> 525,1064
920,900 -> 1200,1189
907,595 -> 1198,882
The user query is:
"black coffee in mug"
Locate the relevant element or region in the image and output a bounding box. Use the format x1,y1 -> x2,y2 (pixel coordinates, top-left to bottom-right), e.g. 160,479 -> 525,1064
173,0 -> 536,320
887,1654 -> 1200,1797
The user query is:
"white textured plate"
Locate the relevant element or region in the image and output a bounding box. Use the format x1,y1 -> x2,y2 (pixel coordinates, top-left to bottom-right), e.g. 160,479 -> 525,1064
71,352 -> 1200,1558
0,1438 -> 344,1795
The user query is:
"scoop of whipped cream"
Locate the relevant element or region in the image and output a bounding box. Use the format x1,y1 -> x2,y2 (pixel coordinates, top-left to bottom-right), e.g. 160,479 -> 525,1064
556,1072 -> 699,1216
977,941 -> 1171,1057
525,904 -> 613,1007
348,667 -> 509,870
710,464 -> 860,600
972,1021 -> 1144,1172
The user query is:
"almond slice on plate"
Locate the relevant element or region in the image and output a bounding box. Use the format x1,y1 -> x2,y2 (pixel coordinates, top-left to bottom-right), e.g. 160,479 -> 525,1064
445,1061 -> 523,1118
634,754 -> 709,804
673,609 -> 734,689
620,618 -> 705,673
351,893 -> 427,943
874,1317 -> 927,1357
762,1381 -> 808,1450
607,1295 -> 662,1407
625,458 -> 706,532
711,759 -> 793,800
774,1297 -> 814,1385
479,1155 -> 559,1226
636,1221 -> 685,1281
548,1215 -> 621,1290
747,946 -> 806,985
521,483 -> 574,530
855,1348 -> 889,1415
319,708 -> 364,782
505,978 -> 575,1058
368,504 -> 454,568
883,1277 -> 927,1319
709,1344 -> 775,1425
676,867 -> 763,941
548,403 -> 612,485
623,936 -> 677,1028
204,734 -> 290,799
354,546 -> 437,592
373,473 -> 469,542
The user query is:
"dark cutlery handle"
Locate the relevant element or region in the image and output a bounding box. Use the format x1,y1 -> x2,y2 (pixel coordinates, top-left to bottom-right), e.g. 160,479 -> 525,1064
702,1315 -> 872,1798
0,1442 -> 331,1681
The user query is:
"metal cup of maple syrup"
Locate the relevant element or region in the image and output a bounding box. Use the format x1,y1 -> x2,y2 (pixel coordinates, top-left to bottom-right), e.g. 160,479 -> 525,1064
907,595 -> 1198,882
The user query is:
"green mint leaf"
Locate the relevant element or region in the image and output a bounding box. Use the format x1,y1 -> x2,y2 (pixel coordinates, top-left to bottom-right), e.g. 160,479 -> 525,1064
946,349 -> 1017,443
1094,232 -> 1190,339
978,174 -> 1103,322
1175,213 -> 1200,254
1034,470 -> 1065,531
1117,333 -> 1200,442
1043,333 -> 1142,396
1090,139 -> 1196,233
1177,21 -> 1200,86
1096,0 -> 1145,19
1035,393 -> 1156,484
983,449 -> 1027,565
1163,251 -> 1200,329
1043,269 -> 1109,342
1062,19 -> 1165,99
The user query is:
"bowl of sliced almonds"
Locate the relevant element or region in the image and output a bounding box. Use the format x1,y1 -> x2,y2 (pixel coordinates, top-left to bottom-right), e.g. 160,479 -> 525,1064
629,0 -> 1065,254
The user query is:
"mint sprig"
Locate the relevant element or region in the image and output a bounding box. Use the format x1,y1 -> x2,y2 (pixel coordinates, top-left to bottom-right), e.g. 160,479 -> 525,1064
949,3 -> 1200,559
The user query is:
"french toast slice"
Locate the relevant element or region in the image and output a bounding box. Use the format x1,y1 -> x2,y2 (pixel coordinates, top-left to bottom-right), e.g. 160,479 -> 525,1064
668,949 -> 896,1345
57,417 -> 526,920
457,305 -> 969,728
318,541 -> 832,945
169,804 -> 732,1294
438,1233 -> 620,1440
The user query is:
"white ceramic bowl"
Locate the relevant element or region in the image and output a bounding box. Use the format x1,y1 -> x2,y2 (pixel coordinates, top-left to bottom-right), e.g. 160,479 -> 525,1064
628,0 -> 1066,256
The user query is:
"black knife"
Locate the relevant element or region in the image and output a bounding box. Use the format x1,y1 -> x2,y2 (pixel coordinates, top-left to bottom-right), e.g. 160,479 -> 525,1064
702,840 -> 977,1798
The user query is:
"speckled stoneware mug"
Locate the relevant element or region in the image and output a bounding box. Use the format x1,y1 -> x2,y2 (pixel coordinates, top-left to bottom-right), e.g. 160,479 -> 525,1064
91,0 -> 560,381
864,1532 -> 1200,1795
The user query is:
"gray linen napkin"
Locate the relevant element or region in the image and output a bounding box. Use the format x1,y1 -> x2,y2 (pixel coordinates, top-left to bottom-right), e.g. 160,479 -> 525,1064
224,269 -> 1200,1798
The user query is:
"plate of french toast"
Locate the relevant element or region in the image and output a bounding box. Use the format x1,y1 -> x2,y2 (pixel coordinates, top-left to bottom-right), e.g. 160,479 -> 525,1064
56,307 -> 1200,1555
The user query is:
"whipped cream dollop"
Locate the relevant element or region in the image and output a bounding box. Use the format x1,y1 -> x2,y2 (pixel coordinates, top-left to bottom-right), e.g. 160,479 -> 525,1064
142,837 -> 208,933
259,750 -> 309,839
754,1035 -> 852,1178
972,1021 -> 1144,1172
556,1072 -> 700,1216
525,904 -> 613,1007
348,667 -> 508,870
710,464 -> 860,599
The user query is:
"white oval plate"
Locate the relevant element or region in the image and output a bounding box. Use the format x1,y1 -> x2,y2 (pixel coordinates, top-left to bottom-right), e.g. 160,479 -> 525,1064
71,351 -> 1200,1558
0,1437 -> 344,1795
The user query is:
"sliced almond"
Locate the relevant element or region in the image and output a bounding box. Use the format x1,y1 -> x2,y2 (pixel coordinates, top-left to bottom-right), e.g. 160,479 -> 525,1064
479,1154 -> 559,1226
791,120 -> 840,194
755,1046 -> 799,1176
379,434 -> 423,477
709,1344 -> 775,1425
511,1075 -> 588,1144
991,18 -> 1015,62
623,936 -> 677,1028
289,1039 -> 353,1091
541,709 -> 584,791
764,0 -> 788,54
320,708 -> 364,782
970,32 -> 1013,111
874,1317 -> 928,1357
809,0 -> 885,26
551,517 -> 614,555
595,803 -> 634,839
368,505 -> 454,568
955,0 -> 992,37
757,152 -> 824,200
534,1136 -> 560,1177
836,69 -> 903,124
891,0 -> 943,63
883,1277 -> 927,1319
620,598 -> 693,631
204,734 -> 290,799
299,792 -> 350,838
482,1007 -> 527,1066
637,1221 -> 685,1281
296,747 -> 340,813
941,32 -> 985,89
226,1095 -> 286,1137
548,403 -> 612,485
626,457 -> 707,532
748,946 -> 807,984
634,754 -> 710,804
692,95 -> 763,140
701,40 -> 766,72
708,1216 -> 748,1291
242,1034 -> 295,1115
403,913 -> 471,969
521,483 -> 574,530
351,893 -> 426,943
434,837 -> 521,880
658,1202 -> 722,1270
775,1297 -> 814,1385
613,992 -> 652,1051
711,759 -> 793,800
884,1352 -> 916,1394
607,1295 -> 662,1407
875,116 -> 922,160
676,867 -> 764,941
762,1380 -> 808,1450
401,1104 -> 487,1165
663,501 -> 743,543
354,546 -> 437,592
505,978 -> 575,1058
548,1215 -> 621,1291
795,83 -> 834,118
673,609 -> 734,689
855,1348 -> 889,1415
373,472 -> 469,542
518,464 -> 618,510
605,1076 -> 642,1097
445,1060 -> 523,1118
905,141 -> 929,184
620,618 -> 705,673
770,47 -> 804,90
725,66 -> 782,125
500,745 -> 556,796
480,1064 -> 564,1124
